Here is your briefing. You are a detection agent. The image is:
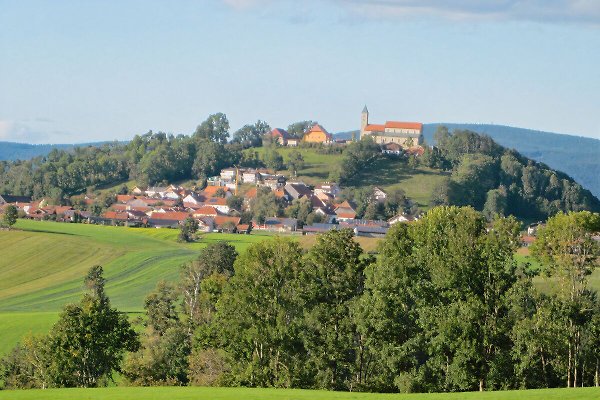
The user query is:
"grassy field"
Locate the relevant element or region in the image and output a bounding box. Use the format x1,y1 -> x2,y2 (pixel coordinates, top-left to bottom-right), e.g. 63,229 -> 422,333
0,220 -> 380,355
0,386 -> 598,400
246,147 -> 448,208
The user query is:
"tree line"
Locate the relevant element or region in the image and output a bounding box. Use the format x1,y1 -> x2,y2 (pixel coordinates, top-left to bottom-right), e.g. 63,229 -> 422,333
2,208 -> 599,392
426,127 -> 600,220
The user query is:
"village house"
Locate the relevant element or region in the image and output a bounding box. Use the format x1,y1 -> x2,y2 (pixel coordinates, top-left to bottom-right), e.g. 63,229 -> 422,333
253,217 -> 298,232
260,174 -> 287,190
269,128 -> 299,147
360,106 -> 423,148
303,124 -> 333,144
220,168 -> 237,182
145,186 -> 170,197
334,200 -> 357,222
242,169 -> 260,184
284,182 -> 313,201
382,142 -> 403,155
314,182 -> 340,198
388,213 -> 417,225
372,187 -> 387,202
0,194 -> 32,205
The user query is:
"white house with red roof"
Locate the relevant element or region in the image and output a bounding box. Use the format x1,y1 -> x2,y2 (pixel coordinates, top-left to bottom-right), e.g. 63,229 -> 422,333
359,106 -> 423,147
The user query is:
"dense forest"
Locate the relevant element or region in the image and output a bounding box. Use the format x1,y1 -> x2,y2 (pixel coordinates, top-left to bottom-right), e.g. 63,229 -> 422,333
2,209 -> 599,392
423,127 -> 600,220
0,114 -> 598,222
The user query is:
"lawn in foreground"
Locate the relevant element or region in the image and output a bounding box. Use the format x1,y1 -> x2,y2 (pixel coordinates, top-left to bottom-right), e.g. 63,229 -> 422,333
0,386 -> 598,400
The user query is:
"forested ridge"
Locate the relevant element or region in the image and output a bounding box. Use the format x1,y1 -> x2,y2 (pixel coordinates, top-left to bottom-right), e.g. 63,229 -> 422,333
0,114 -> 598,222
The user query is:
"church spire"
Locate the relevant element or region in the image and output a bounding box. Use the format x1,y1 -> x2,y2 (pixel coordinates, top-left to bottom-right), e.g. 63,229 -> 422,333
362,104 -> 368,114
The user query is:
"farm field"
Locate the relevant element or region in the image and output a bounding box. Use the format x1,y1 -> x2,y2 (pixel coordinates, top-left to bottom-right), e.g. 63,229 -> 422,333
0,219 -> 380,355
0,386 -> 598,400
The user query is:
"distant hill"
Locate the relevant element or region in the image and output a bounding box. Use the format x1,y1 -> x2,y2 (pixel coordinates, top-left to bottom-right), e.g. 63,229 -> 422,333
0,142 -> 74,161
0,141 -> 124,161
335,124 -> 600,198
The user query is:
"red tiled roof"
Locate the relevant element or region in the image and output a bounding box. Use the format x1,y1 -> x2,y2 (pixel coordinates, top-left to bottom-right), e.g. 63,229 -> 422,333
306,124 -> 333,140
336,212 -> 356,219
406,146 -> 425,156
270,128 -> 294,139
364,124 -> 385,132
103,211 -> 129,220
204,197 -> 228,206
385,121 -> 423,130
202,186 -> 230,196
214,216 -> 241,226
116,195 -> 135,203
150,211 -> 190,221
193,206 -> 219,216
335,200 -> 356,211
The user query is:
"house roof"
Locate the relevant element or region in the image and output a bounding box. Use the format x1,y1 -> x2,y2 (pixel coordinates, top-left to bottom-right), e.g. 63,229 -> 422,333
214,216 -> 241,226
335,200 -> 356,211
204,197 -> 228,206
150,211 -> 190,221
0,194 -> 33,204
364,124 -> 385,132
306,124 -> 333,139
202,186 -> 230,196
385,121 -> 423,130
103,211 -> 129,220
116,195 -> 135,203
406,146 -> 425,156
270,128 -> 295,139
383,142 -> 403,150
284,183 -> 313,199
193,206 -> 219,216
336,212 -> 357,219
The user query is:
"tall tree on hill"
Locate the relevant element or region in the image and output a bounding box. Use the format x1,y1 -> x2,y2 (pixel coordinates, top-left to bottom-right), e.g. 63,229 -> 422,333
215,238 -> 307,387
232,120 -> 271,147
301,229 -> 371,390
287,121 -> 317,139
194,113 -> 230,144
263,148 -> 284,172
286,150 -> 305,177
47,266 -> 139,387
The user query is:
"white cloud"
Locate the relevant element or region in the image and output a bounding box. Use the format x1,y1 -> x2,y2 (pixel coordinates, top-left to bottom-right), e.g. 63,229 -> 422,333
220,0 -> 600,24
337,0 -> 600,24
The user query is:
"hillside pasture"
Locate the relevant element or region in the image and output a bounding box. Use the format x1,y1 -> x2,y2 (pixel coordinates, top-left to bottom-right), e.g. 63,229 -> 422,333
245,146 -> 448,208
0,220 -> 375,354
0,386 -> 598,400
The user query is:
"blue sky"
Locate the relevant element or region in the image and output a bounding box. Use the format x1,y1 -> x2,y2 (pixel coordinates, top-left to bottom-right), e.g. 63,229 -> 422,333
1,0 -> 599,143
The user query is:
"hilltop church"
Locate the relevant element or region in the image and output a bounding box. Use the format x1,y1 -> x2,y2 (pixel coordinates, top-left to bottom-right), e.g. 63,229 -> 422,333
359,106 -> 423,148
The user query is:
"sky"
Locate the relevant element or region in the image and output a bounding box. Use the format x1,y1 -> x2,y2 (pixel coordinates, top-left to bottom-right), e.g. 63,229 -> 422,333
1,0 -> 599,144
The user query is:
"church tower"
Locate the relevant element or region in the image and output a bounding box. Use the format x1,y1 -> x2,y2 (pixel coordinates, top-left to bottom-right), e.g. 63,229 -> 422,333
360,105 -> 369,140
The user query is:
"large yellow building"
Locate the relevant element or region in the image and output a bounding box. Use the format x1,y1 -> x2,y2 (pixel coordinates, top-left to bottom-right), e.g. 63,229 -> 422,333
359,106 -> 423,147
303,124 -> 333,144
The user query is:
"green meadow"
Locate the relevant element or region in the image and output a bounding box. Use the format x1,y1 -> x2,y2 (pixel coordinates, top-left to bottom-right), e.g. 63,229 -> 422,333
245,147 -> 448,208
0,386 -> 598,400
0,220 -> 275,354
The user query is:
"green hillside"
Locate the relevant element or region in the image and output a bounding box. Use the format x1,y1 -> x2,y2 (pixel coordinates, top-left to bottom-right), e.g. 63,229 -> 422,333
0,220 -> 382,355
246,147 -> 449,208
0,220 -> 270,313
0,386 -> 597,400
